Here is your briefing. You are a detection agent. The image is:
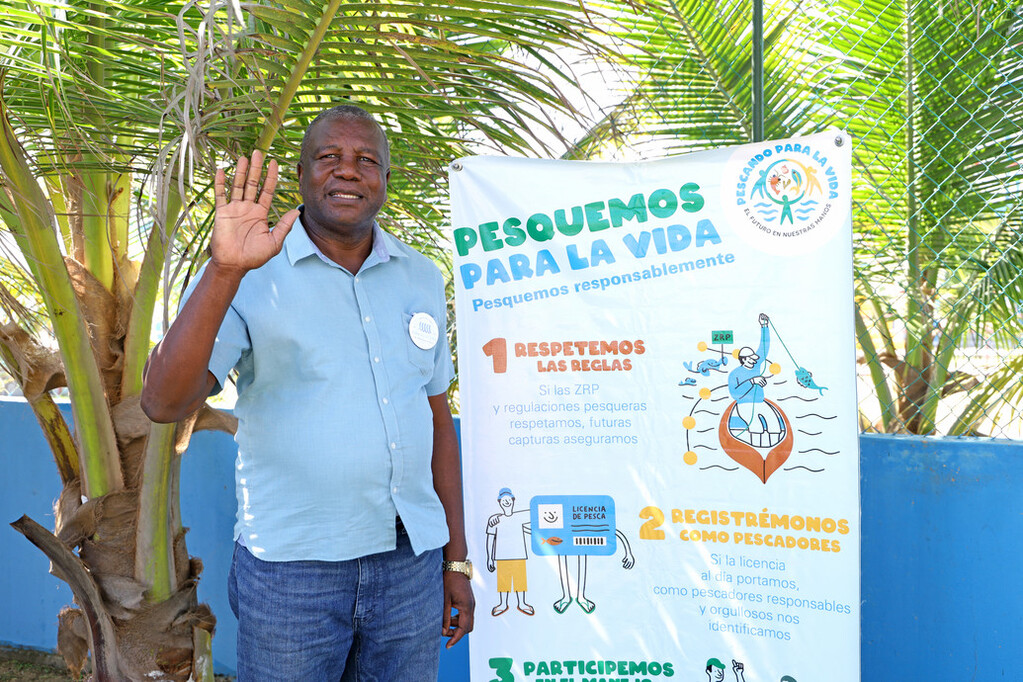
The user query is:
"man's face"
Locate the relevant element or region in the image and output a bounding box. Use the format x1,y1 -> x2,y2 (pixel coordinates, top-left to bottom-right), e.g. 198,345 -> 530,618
499,495 -> 515,513
741,352 -> 758,369
711,667 -> 724,682
297,117 -> 390,238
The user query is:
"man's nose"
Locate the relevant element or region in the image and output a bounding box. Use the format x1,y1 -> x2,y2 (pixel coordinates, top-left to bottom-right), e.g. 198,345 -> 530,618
333,155 -> 360,178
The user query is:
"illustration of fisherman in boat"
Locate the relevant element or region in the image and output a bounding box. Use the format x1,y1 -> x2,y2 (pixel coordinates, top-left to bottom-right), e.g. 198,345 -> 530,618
720,313 -> 793,483
678,312 -> 834,480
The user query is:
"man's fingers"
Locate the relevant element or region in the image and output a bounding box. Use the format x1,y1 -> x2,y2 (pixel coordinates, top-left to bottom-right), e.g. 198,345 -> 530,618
258,159 -> 280,209
214,168 -> 227,208
270,209 -> 299,251
447,607 -> 473,648
442,577 -> 475,649
460,603 -> 475,634
230,155 -> 249,199
445,614 -> 468,648
442,616 -> 455,638
244,150 -> 265,202
223,152 -> 281,209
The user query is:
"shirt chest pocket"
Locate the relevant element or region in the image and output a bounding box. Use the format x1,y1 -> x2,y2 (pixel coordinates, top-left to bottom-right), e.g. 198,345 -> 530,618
402,312 -> 438,377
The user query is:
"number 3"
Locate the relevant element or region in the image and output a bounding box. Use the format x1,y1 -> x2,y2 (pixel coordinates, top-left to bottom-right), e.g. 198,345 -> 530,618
489,657 -> 514,682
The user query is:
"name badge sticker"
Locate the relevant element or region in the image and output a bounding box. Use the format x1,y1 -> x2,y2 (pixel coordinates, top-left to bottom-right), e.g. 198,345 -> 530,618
409,312 -> 440,350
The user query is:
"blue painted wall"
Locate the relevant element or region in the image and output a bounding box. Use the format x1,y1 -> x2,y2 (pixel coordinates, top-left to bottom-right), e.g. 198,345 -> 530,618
858,433 -> 1022,679
0,399 -> 467,677
2,400 -> 1020,678
0,399 -> 73,653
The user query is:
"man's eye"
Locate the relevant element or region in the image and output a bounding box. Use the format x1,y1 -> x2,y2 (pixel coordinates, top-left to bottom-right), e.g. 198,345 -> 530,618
359,157 -> 379,165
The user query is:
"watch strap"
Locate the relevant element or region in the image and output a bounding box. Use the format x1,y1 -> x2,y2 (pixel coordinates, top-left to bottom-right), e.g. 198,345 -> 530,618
442,559 -> 473,579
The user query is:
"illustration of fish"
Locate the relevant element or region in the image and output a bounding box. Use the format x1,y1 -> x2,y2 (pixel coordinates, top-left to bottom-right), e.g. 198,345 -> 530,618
679,377 -> 697,386
697,357 -> 727,374
795,367 -> 828,395
684,357 -> 728,376
541,536 -> 563,546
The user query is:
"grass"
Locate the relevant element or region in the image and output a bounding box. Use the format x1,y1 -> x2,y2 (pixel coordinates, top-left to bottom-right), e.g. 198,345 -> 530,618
0,658 -> 74,681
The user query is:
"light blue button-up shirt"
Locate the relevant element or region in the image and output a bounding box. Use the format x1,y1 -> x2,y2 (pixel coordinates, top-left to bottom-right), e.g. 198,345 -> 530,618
186,218 -> 454,562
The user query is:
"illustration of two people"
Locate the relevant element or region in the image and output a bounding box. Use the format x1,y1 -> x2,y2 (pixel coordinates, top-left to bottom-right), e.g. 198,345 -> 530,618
706,659 -> 745,682
706,658 -> 796,682
485,487 -> 634,616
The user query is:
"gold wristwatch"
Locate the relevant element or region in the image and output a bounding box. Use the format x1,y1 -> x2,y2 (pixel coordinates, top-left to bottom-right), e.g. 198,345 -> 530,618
442,560 -> 473,579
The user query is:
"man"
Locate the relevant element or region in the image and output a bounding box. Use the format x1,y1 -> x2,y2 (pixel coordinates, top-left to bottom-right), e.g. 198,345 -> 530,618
727,313 -> 781,445
141,105 -> 474,681
485,488 -> 533,616
705,658 -> 726,681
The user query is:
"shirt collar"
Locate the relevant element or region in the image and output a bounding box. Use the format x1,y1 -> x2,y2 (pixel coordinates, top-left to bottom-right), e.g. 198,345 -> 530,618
284,210 -> 407,268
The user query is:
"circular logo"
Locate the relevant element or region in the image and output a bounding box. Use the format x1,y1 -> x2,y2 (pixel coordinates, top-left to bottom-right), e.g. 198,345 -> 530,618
409,312 -> 440,350
722,137 -> 845,256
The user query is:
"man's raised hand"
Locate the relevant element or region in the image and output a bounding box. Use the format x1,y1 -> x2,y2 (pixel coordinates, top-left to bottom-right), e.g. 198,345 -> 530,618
212,151 -> 299,275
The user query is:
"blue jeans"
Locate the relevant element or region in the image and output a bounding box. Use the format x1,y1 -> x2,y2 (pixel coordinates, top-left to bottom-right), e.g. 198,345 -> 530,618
228,524 -> 442,681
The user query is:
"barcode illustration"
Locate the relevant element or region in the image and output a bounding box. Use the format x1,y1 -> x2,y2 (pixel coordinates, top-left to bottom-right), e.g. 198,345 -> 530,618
573,537 -> 607,546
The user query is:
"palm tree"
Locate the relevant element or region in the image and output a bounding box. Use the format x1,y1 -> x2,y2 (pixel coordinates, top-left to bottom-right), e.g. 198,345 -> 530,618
841,1 -> 1023,435
572,0 -> 1023,435
0,0 -> 610,678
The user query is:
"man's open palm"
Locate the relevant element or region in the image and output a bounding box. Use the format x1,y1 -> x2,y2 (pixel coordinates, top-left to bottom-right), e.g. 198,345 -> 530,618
212,150 -> 299,274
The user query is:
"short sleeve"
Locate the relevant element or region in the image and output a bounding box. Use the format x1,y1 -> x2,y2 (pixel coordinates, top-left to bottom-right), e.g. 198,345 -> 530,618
426,338 -> 455,397
178,263 -> 250,395
425,270 -> 455,397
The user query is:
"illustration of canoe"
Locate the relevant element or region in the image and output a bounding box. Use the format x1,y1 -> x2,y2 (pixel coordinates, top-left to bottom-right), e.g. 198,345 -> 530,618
717,399 -> 793,483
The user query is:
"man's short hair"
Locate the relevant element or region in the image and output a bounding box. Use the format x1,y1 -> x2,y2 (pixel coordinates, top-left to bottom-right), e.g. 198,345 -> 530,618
301,104 -> 390,167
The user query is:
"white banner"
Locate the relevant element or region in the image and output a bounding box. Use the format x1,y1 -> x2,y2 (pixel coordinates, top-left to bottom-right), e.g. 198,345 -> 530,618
452,133 -> 858,682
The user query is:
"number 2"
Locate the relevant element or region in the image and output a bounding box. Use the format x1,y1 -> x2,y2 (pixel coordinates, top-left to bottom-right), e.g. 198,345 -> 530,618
639,506 -> 665,540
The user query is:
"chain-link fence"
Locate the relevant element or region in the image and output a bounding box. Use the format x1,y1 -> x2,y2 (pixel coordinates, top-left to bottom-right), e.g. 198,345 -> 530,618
579,0 -> 1023,438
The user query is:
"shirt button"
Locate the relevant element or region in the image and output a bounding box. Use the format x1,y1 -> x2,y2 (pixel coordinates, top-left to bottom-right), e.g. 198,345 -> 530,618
390,442 -> 397,449
364,316 -> 371,322
374,357 -> 381,363
392,487 -> 398,493
382,397 -> 389,405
